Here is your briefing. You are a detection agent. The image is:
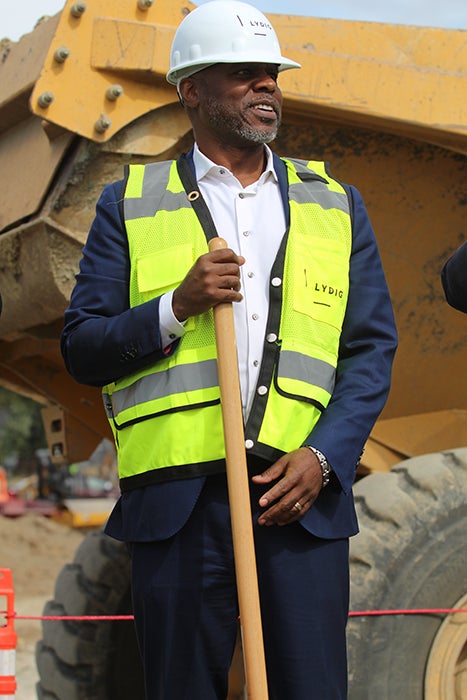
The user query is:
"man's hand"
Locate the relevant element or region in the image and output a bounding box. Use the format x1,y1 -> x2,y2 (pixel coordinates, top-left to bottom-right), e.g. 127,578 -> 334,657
252,447 -> 323,526
172,248 -> 245,321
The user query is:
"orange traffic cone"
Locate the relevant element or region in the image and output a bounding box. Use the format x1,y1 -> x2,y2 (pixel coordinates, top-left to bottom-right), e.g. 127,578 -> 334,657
0,569 -> 17,697
0,467 -> 8,505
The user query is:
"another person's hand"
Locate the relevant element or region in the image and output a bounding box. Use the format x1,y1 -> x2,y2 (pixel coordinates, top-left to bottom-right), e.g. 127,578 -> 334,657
172,248 -> 245,321
252,447 -> 324,526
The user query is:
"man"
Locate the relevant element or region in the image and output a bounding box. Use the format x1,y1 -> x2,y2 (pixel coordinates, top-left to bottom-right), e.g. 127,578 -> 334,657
441,241 -> 467,312
61,1 -> 398,697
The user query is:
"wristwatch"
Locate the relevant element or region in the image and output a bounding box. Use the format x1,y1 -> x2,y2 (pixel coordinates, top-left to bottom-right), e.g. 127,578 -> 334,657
305,445 -> 332,488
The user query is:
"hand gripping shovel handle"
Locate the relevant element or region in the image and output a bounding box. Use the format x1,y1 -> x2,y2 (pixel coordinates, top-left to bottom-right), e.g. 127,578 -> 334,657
209,237 -> 269,699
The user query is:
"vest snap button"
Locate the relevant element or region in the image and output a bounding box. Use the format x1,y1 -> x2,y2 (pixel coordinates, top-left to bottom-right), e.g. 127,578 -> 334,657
257,385 -> 268,396
266,333 -> 277,343
245,439 -> 254,449
271,277 -> 282,287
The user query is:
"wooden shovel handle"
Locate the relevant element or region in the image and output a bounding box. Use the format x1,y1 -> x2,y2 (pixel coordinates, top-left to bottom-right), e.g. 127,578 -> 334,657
209,237 -> 268,699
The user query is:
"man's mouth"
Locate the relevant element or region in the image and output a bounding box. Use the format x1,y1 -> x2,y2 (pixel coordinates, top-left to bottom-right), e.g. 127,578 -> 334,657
256,103 -> 275,113
249,102 -> 279,120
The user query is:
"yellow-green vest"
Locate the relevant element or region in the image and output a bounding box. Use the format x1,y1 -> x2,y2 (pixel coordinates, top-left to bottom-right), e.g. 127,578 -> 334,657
103,156 -> 352,490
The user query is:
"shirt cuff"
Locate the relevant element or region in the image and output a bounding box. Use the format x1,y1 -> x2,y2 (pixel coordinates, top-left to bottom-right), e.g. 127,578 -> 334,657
159,290 -> 187,350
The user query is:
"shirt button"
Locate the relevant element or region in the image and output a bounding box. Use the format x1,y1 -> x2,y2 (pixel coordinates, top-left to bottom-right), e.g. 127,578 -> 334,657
253,360 -> 259,367
257,385 -> 268,396
271,277 -> 282,287
252,313 -> 259,320
247,271 -> 254,278
219,169 -> 226,175
266,333 -> 277,343
169,333 -> 176,340
243,230 -> 250,237
245,439 -> 254,449
239,193 -> 245,199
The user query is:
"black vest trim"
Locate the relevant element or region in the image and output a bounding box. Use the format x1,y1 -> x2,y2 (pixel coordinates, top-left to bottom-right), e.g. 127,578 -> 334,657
176,154 -> 220,243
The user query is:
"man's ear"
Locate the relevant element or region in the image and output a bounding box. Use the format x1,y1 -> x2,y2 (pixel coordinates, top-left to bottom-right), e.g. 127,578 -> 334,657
178,78 -> 200,108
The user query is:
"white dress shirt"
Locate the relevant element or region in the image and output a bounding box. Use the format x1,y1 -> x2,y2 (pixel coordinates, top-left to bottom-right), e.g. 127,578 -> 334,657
159,144 -> 286,418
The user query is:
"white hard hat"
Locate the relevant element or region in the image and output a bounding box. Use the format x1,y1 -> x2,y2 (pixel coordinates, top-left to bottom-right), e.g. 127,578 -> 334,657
166,0 -> 301,85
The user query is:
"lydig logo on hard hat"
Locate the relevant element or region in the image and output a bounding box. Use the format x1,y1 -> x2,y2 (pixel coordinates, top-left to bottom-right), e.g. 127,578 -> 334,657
237,15 -> 273,33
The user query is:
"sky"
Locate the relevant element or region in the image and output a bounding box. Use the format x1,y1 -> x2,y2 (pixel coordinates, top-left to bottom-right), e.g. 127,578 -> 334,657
1,0 -> 466,42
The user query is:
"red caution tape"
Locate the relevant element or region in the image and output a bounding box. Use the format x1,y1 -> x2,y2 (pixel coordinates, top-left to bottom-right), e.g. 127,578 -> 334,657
349,608 -> 467,617
3,608 -> 467,622
9,613 -> 134,621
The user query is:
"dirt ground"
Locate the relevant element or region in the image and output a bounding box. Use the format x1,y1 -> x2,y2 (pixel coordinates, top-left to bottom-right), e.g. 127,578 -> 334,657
1,514 -> 86,699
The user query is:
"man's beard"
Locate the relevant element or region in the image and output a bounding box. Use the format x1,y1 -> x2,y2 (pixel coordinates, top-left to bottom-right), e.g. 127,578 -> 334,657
204,98 -> 280,144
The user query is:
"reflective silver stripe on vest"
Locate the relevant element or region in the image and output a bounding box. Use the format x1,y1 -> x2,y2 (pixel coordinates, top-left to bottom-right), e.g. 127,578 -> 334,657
288,182 -> 349,213
278,350 -> 335,394
124,162 -> 191,220
110,359 -> 219,416
108,350 -> 333,417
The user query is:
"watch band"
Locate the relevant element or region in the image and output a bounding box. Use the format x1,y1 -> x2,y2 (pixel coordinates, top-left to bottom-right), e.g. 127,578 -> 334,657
305,445 -> 332,488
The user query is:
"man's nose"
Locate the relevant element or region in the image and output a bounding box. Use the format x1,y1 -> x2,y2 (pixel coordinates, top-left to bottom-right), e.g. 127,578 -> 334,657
253,73 -> 277,91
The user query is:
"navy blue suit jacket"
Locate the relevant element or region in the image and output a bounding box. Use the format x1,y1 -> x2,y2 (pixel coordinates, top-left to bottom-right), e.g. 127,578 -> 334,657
61,153 -> 397,541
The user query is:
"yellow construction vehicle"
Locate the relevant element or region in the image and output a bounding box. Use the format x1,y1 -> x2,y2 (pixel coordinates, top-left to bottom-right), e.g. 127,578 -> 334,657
0,1 -> 465,697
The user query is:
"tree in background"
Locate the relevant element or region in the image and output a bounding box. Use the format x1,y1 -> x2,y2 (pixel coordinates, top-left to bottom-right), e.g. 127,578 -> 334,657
0,387 -> 47,474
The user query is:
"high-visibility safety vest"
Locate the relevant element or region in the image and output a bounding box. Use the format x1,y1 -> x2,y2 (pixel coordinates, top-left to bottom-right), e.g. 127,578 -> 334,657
103,156 -> 352,491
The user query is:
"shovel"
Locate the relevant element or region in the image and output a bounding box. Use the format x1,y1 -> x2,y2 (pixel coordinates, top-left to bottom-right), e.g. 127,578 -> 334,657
209,237 -> 269,699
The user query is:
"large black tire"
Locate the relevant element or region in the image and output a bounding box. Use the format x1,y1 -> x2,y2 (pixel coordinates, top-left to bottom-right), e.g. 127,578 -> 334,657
35,530 -> 144,700
348,447 -> 467,699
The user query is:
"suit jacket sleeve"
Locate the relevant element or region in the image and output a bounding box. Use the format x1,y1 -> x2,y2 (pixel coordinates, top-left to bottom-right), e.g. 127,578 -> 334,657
307,185 -> 398,494
441,241 -> 467,313
61,181 -> 175,386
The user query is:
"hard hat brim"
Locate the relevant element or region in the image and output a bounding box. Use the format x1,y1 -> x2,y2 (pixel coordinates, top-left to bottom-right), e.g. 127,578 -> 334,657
166,56 -> 301,85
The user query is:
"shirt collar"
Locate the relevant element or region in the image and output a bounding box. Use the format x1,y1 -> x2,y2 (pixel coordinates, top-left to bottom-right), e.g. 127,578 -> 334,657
193,143 -> 278,184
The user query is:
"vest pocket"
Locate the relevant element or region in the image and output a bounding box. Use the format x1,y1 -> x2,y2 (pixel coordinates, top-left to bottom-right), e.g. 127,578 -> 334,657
291,238 -> 349,331
136,244 -> 194,299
